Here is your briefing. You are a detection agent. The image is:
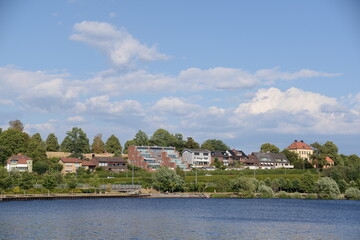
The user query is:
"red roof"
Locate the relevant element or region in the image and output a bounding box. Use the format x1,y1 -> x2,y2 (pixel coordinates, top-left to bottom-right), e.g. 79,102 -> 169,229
287,141 -> 312,150
326,156 -> 334,164
82,161 -> 96,166
60,158 -> 81,163
7,154 -> 32,164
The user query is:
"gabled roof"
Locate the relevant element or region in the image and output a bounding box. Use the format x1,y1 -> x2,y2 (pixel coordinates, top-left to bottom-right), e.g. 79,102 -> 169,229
211,151 -> 230,158
82,160 -> 96,166
60,158 -> 81,163
182,149 -> 211,153
250,152 -> 289,163
325,156 -> 334,164
7,154 -> 32,164
287,140 -> 312,150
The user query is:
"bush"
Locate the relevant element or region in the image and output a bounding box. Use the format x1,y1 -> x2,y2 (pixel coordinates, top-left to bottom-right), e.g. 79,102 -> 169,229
277,191 -> 290,199
258,185 -> 274,198
344,188 -> 360,200
305,194 -> 318,199
292,192 -> 302,199
315,177 -> 340,199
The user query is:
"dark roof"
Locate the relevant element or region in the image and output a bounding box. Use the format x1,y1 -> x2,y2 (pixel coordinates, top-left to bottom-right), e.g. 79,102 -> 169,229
251,152 -> 289,163
211,151 -> 230,157
93,157 -> 126,163
182,149 -> 211,153
60,158 -> 81,163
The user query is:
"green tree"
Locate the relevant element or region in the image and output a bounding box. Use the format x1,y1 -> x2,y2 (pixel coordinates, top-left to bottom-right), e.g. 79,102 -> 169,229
90,175 -> 100,193
0,167 -> 12,191
105,134 -> 122,153
42,174 -> 57,191
185,137 -> 200,149
133,130 -> 149,146
123,140 -> 136,154
282,149 -> 304,169
66,175 -> 78,190
0,129 -> 30,164
45,133 -> 60,152
64,127 -> 90,158
33,161 -> 49,175
337,179 -> 348,194
315,177 -> 340,199
152,167 -> 185,192
299,173 -> 317,193
259,185 -> 275,198
60,136 -> 72,152
9,120 -> 24,132
231,176 -> 257,194
260,143 -> 280,153
19,172 -> 34,190
201,139 -> 229,151
149,129 -> 174,147
344,188 -> 360,200
214,176 -> 231,193
27,133 -> 47,161
92,133 -> 105,154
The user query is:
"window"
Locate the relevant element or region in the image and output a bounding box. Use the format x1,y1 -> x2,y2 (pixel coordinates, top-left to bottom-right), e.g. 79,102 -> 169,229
203,153 -> 209,156
194,152 -> 200,155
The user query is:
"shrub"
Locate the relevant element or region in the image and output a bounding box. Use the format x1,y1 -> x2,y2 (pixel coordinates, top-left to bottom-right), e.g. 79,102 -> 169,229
258,185 -> 274,198
277,191 -> 289,199
305,194 -> 317,199
344,188 -> 360,200
292,192 -> 302,199
315,177 -> 340,199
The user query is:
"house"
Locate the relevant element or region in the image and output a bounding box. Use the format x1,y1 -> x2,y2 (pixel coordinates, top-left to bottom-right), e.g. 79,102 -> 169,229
82,160 -> 97,171
182,149 -> 211,168
92,157 -> 127,173
228,149 -> 248,162
59,158 -> 82,174
287,140 -> 313,160
128,146 -> 186,171
211,149 -> 248,166
324,156 -> 335,168
246,152 -> 294,169
6,154 -> 33,172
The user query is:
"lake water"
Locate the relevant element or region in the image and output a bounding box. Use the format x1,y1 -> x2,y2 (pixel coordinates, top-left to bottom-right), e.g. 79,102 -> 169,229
0,198 -> 359,239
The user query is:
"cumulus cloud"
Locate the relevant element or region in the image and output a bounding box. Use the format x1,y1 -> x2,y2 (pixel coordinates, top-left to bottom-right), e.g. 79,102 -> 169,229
67,116 -> 85,122
153,97 -> 201,116
70,21 -> 169,68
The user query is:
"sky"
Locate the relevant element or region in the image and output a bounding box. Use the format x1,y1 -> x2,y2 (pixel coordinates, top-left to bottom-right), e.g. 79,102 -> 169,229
0,0 -> 359,155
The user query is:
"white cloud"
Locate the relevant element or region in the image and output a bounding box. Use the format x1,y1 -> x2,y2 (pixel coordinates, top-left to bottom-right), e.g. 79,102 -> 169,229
67,116 -> 85,122
255,67 -> 341,82
153,97 -> 201,116
70,21 -> 169,68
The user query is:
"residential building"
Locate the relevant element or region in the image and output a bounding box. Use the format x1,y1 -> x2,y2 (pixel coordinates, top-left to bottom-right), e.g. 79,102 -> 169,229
182,149 -> 211,167
82,160 -> 97,171
211,149 -> 248,166
92,157 -> 127,172
246,152 -> 294,169
128,146 -> 186,171
287,140 -> 313,160
59,158 -> 82,174
6,154 -> 33,172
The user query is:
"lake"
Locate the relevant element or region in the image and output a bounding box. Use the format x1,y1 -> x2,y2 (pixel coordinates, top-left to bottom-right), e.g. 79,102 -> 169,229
0,198 -> 359,239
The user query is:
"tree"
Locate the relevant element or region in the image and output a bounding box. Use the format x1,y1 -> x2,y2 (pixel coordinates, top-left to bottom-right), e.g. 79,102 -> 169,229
66,175 -> 78,190
201,139 -> 229,151
152,167 -> 185,192
42,174 -> 57,191
33,161 -> 49,174
282,149 -> 304,169
0,129 -> 30,164
123,140 -> 136,154
171,133 -> 186,152
9,120 -> 24,132
258,185 -> 275,198
27,133 -> 47,161
185,137 -> 200,149
231,176 -> 257,194
260,143 -> 280,153
19,172 -> 34,190
299,173 -> 317,193
105,134 -> 122,153
92,133 -> 105,154
344,188 -> 360,200
133,130 -> 149,146
90,175 -> 100,193
45,133 -> 60,152
149,129 -> 174,147
64,127 -> 90,157
315,177 -> 340,199
0,167 -> 12,191
60,136 -> 72,152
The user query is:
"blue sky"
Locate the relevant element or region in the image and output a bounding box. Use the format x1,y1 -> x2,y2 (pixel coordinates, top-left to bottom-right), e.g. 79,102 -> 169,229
1,0 -> 359,155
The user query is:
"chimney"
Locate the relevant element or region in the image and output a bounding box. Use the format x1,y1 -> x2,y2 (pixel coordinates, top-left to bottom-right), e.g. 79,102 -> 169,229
294,140 -> 297,142
92,153 -> 95,159
301,140 -> 304,143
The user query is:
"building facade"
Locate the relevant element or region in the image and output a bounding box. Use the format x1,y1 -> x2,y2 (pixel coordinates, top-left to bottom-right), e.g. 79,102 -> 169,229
92,157 -> 127,172
59,158 -> 82,174
246,152 -> 294,169
128,146 -> 186,171
287,140 -> 313,160
182,149 -> 211,167
6,154 -> 33,172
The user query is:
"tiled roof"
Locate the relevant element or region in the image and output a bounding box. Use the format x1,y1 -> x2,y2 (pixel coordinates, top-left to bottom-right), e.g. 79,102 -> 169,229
60,158 -> 81,163
93,157 -> 126,163
325,156 -> 334,164
82,161 -> 96,166
287,140 -> 312,150
7,154 -> 32,164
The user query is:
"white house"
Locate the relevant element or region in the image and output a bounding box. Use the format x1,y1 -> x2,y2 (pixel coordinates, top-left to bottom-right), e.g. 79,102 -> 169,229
6,154 -> 33,172
182,149 -> 211,167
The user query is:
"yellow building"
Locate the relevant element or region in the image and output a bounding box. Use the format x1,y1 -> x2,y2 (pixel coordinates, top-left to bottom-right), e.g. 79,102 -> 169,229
287,140 -> 313,160
59,158 -> 82,174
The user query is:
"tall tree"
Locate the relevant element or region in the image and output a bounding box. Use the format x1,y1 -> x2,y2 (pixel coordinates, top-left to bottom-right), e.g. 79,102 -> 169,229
260,143 -> 280,153
45,133 -> 60,152
63,127 -> 90,157
133,130 -> 149,146
105,134 -> 122,153
149,129 -> 174,146
9,120 -> 24,132
0,129 -> 30,164
201,139 -> 229,151
92,133 -> 105,154
185,137 -> 200,149
123,140 -> 136,154
282,149 -> 304,169
171,133 -> 186,152
27,133 -> 47,161
60,136 -> 72,152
